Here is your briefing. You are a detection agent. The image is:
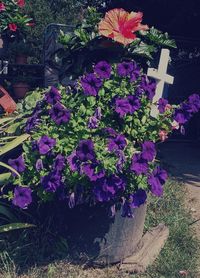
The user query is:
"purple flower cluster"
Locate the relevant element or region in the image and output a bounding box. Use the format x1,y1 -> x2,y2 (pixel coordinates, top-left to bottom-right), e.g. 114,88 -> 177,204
115,95 -> 141,117
93,175 -> 126,202
94,61 -> 111,79
37,135 -> 56,155
81,73 -> 102,96
25,101 -> 45,133
8,155 -> 26,176
174,94 -> 200,124
44,86 -> 61,105
148,166 -> 168,197
122,189 -> 147,217
41,172 -> 63,192
137,76 -> 156,100
12,186 -> 32,209
49,102 -> 71,125
131,141 -> 156,175
67,139 -> 96,174
76,139 -> 95,162
158,98 -> 169,114
82,162 -> 105,182
41,154 -> 66,193
108,134 -> 127,152
117,61 -> 140,82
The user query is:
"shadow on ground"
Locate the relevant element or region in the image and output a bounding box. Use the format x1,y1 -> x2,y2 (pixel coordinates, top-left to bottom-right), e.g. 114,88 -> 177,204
159,141 -> 200,186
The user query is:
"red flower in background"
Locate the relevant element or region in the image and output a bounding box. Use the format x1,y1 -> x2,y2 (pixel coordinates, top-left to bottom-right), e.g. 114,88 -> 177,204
17,0 -> 25,8
8,23 -> 17,32
98,8 -> 149,46
0,2 -> 6,11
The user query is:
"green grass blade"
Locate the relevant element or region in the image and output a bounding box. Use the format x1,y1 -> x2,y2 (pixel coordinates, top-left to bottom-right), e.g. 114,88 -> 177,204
0,223 -> 36,233
0,117 -> 14,125
0,134 -> 30,156
0,172 -> 11,185
0,162 -> 20,177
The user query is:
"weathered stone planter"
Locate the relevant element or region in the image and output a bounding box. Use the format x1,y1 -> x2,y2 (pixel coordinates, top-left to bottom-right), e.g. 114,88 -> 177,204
62,203 -> 147,265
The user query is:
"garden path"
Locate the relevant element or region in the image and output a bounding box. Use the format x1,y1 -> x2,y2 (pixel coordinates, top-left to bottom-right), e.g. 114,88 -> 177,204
159,141 -> 200,268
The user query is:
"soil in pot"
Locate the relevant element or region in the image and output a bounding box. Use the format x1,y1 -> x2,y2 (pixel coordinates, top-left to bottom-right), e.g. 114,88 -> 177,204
13,82 -> 30,99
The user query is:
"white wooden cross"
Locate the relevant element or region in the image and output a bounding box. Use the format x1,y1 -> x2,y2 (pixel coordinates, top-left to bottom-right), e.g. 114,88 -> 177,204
147,48 -> 174,117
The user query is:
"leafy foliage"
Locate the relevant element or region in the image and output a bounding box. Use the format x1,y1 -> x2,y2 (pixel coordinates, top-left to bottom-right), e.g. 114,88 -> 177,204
0,0 -> 33,40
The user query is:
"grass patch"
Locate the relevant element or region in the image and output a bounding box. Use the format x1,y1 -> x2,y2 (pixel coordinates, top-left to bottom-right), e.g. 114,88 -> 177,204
0,179 -> 199,278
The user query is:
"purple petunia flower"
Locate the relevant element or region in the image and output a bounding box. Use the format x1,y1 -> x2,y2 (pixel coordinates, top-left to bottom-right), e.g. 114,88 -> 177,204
173,106 -> 191,124
94,61 -> 111,79
67,151 -> 80,172
44,86 -> 61,105
76,139 -> 95,162
117,62 -> 134,77
12,187 -> 32,209
82,162 -> 105,181
108,134 -> 127,152
127,95 -> 141,114
37,135 -> 56,155
25,114 -> 40,133
121,189 -> 147,217
121,198 -> 134,218
102,127 -> 118,137
130,153 -> 149,175
139,76 -> 156,100
130,66 -> 141,82
41,172 -> 62,192
52,154 -> 66,172
148,166 -> 168,197
131,189 -> 147,208
8,155 -> 26,176
49,102 -> 71,125
88,116 -> 99,129
93,175 -> 126,202
158,98 -> 168,114
187,94 -> 200,113
141,141 -> 156,162
81,73 -> 102,96
35,159 -> 44,172
115,98 -> 132,117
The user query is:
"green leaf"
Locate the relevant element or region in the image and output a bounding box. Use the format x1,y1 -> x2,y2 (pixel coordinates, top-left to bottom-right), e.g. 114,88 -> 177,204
146,27 -> 177,48
0,134 -> 30,156
5,122 -> 21,134
0,162 -> 20,177
0,223 -> 36,233
0,117 -> 14,125
0,173 -> 11,185
132,42 -> 156,59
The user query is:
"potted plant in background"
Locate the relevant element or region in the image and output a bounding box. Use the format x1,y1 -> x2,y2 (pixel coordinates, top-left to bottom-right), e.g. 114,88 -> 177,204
0,0 -> 33,56
12,75 -> 31,99
8,40 -> 33,64
1,7 -> 200,265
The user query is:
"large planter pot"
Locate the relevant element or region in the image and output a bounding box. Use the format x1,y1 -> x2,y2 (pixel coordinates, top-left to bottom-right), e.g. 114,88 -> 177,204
13,82 -> 30,99
59,203 -> 147,265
